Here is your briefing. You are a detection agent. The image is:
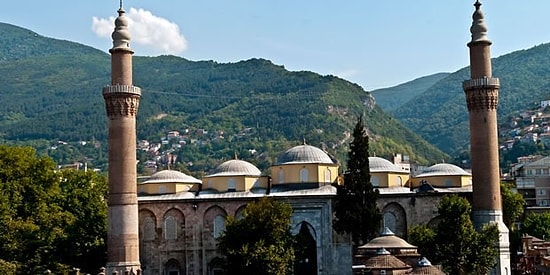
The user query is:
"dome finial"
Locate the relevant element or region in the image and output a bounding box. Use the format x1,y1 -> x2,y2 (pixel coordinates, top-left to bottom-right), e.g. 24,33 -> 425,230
469,0 -> 491,44
302,137 -> 307,145
111,0 -> 131,51
234,152 -> 238,160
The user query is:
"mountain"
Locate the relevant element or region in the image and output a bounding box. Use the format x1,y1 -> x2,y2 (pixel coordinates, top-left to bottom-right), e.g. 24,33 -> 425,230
371,73 -> 450,112
391,43 -> 550,155
0,22 -> 448,173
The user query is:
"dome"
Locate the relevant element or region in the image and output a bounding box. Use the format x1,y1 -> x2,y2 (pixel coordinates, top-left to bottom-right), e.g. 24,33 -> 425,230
416,163 -> 471,177
369,157 -> 405,173
205,159 -> 261,177
359,227 -> 417,250
277,144 -> 334,165
143,170 -> 201,184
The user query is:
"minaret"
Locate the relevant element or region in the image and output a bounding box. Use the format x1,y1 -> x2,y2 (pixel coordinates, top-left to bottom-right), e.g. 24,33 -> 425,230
462,1 -> 510,274
103,3 -> 141,274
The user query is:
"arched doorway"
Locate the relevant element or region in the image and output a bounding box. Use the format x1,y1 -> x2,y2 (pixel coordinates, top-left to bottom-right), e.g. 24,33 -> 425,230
164,258 -> 182,275
294,222 -> 317,275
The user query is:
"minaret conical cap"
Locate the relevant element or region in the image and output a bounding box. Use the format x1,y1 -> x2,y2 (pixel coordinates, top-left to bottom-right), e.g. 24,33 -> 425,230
111,6 -> 132,50
469,1 -> 491,44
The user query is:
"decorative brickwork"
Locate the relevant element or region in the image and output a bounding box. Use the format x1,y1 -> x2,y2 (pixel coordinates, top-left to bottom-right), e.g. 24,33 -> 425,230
464,87 -> 499,111
103,85 -> 141,117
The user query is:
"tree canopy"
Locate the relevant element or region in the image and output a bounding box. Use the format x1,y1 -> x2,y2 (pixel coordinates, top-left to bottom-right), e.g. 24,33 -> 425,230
522,212 -> 550,240
408,195 -> 499,275
0,145 -> 107,274
334,115 -> 381,246
217,197 -> 295,275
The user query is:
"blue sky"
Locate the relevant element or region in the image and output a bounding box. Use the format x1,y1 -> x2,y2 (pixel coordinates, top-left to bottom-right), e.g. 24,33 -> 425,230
1,1 -> 549,90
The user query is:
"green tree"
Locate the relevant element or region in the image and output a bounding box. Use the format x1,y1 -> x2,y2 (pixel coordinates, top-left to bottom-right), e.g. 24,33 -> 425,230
501,182 -> 525,229
523,212 -> 550,239
408,195 -> 499,275
334,115 -> 381,246
217,197 -> 295,275
0,145 -> 107,273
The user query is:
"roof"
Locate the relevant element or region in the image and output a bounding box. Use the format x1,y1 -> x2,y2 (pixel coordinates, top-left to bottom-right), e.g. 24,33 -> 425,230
363,254 -> 410,270
204,159 -> 261,177
415,163 -> 470,177
359,227 -> 417,250
142,170 -> 201,184
276,144 -> 334,165
370,157 -> 407,173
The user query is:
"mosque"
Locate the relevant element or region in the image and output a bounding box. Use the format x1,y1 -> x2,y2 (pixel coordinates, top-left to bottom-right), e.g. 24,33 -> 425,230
101,1 -> 510,274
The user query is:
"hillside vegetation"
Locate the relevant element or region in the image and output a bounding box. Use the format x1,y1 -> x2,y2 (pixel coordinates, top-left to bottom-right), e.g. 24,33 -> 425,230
0,23 -> 448,173
391,43 -> 550,155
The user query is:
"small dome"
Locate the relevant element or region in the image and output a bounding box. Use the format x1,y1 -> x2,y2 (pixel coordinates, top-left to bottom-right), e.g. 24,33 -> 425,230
143,170 -> 201,184
369,157 -> 405,173
277,144 -> 334,165
359,227 -> 417,250
205,159 -> 261,177
416,163 -> 471,177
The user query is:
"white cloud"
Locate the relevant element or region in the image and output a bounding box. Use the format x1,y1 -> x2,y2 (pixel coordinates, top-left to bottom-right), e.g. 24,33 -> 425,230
92,8 -> 187,55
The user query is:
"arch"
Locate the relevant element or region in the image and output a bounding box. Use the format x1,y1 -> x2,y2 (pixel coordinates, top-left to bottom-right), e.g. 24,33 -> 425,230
139,209 -> 157,242
235,205 -> 247,220
381,202 -> 407,237
208,257 -> 225,275
165,258 -> 182,275
427,216 -> 442,229
371,176 -> 380,187
163,208 -> 185,241
204,205 -> 228,239
294,222 -> 318,275
300,167 -> 309,182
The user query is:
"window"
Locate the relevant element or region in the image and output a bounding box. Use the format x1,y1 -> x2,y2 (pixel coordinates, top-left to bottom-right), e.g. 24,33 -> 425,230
159,185 -> 167,194
278,169 -> 284,184
444,179 -> 452,187
324,168 -> 332,183
213,215 -> 226,238
208,179 -> 213,189
143,216 -> 155,241
300,168 -> 309,182
228,178 -> 236,191
395,176 -> 403,187
164,215 -> 177,240
371,176 -> 379,187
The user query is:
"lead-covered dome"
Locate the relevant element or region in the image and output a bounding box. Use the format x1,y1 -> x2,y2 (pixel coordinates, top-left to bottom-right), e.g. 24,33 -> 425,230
205,159 -> 261,177
277,144 -> 334,165
369,157 -> 405,173
143,170 -> 201,184
416,163 -> 470,177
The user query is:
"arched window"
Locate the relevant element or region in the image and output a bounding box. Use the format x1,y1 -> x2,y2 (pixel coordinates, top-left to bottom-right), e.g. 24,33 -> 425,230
213,215 -> 226,238
159,185 -> 167,194
383,212 -> 397,233
207,179 -> 213,189
371,176 -> 380,187
164,215 -> 177,240
278,169 -> 284,184
324,168 -> 331,183
228,178 -> 236,191
143,216 -> 156,241
444,179 -> 452,187
300,168 -> 309,182
395,176 -> 403,187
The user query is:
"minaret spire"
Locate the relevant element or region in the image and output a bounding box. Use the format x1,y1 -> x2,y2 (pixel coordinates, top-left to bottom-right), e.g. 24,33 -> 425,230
103,2 -> 141,274
463,1 -> 510,274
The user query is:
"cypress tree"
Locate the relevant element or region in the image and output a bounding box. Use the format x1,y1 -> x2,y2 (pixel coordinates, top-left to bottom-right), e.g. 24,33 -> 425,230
334,115 -> 381,246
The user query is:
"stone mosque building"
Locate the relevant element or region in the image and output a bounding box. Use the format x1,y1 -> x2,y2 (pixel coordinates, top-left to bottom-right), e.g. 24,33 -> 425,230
101,1 -> 510,274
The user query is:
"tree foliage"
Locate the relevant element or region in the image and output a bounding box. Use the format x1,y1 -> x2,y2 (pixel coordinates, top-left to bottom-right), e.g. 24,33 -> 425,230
0,145 -> 107,274
408,195 -> 499,275
217,197 -> 295,275
334,116 -> 381,245
522,212 -> 550,239
501,182 -> 525,229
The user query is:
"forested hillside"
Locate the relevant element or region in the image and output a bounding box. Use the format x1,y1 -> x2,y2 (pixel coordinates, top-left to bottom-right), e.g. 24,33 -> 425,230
391,43 -> 550,155
0,23 -> 448,173
371,73 -> 450,112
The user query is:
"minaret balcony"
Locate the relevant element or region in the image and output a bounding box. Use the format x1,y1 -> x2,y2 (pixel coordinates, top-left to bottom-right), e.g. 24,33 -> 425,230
103,85 -> 141,96
462,77 -> 499,91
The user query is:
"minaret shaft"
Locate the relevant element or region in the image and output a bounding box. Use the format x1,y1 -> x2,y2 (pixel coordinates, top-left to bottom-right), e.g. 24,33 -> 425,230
463,2 -> 510,274
103,7 -> 141,275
